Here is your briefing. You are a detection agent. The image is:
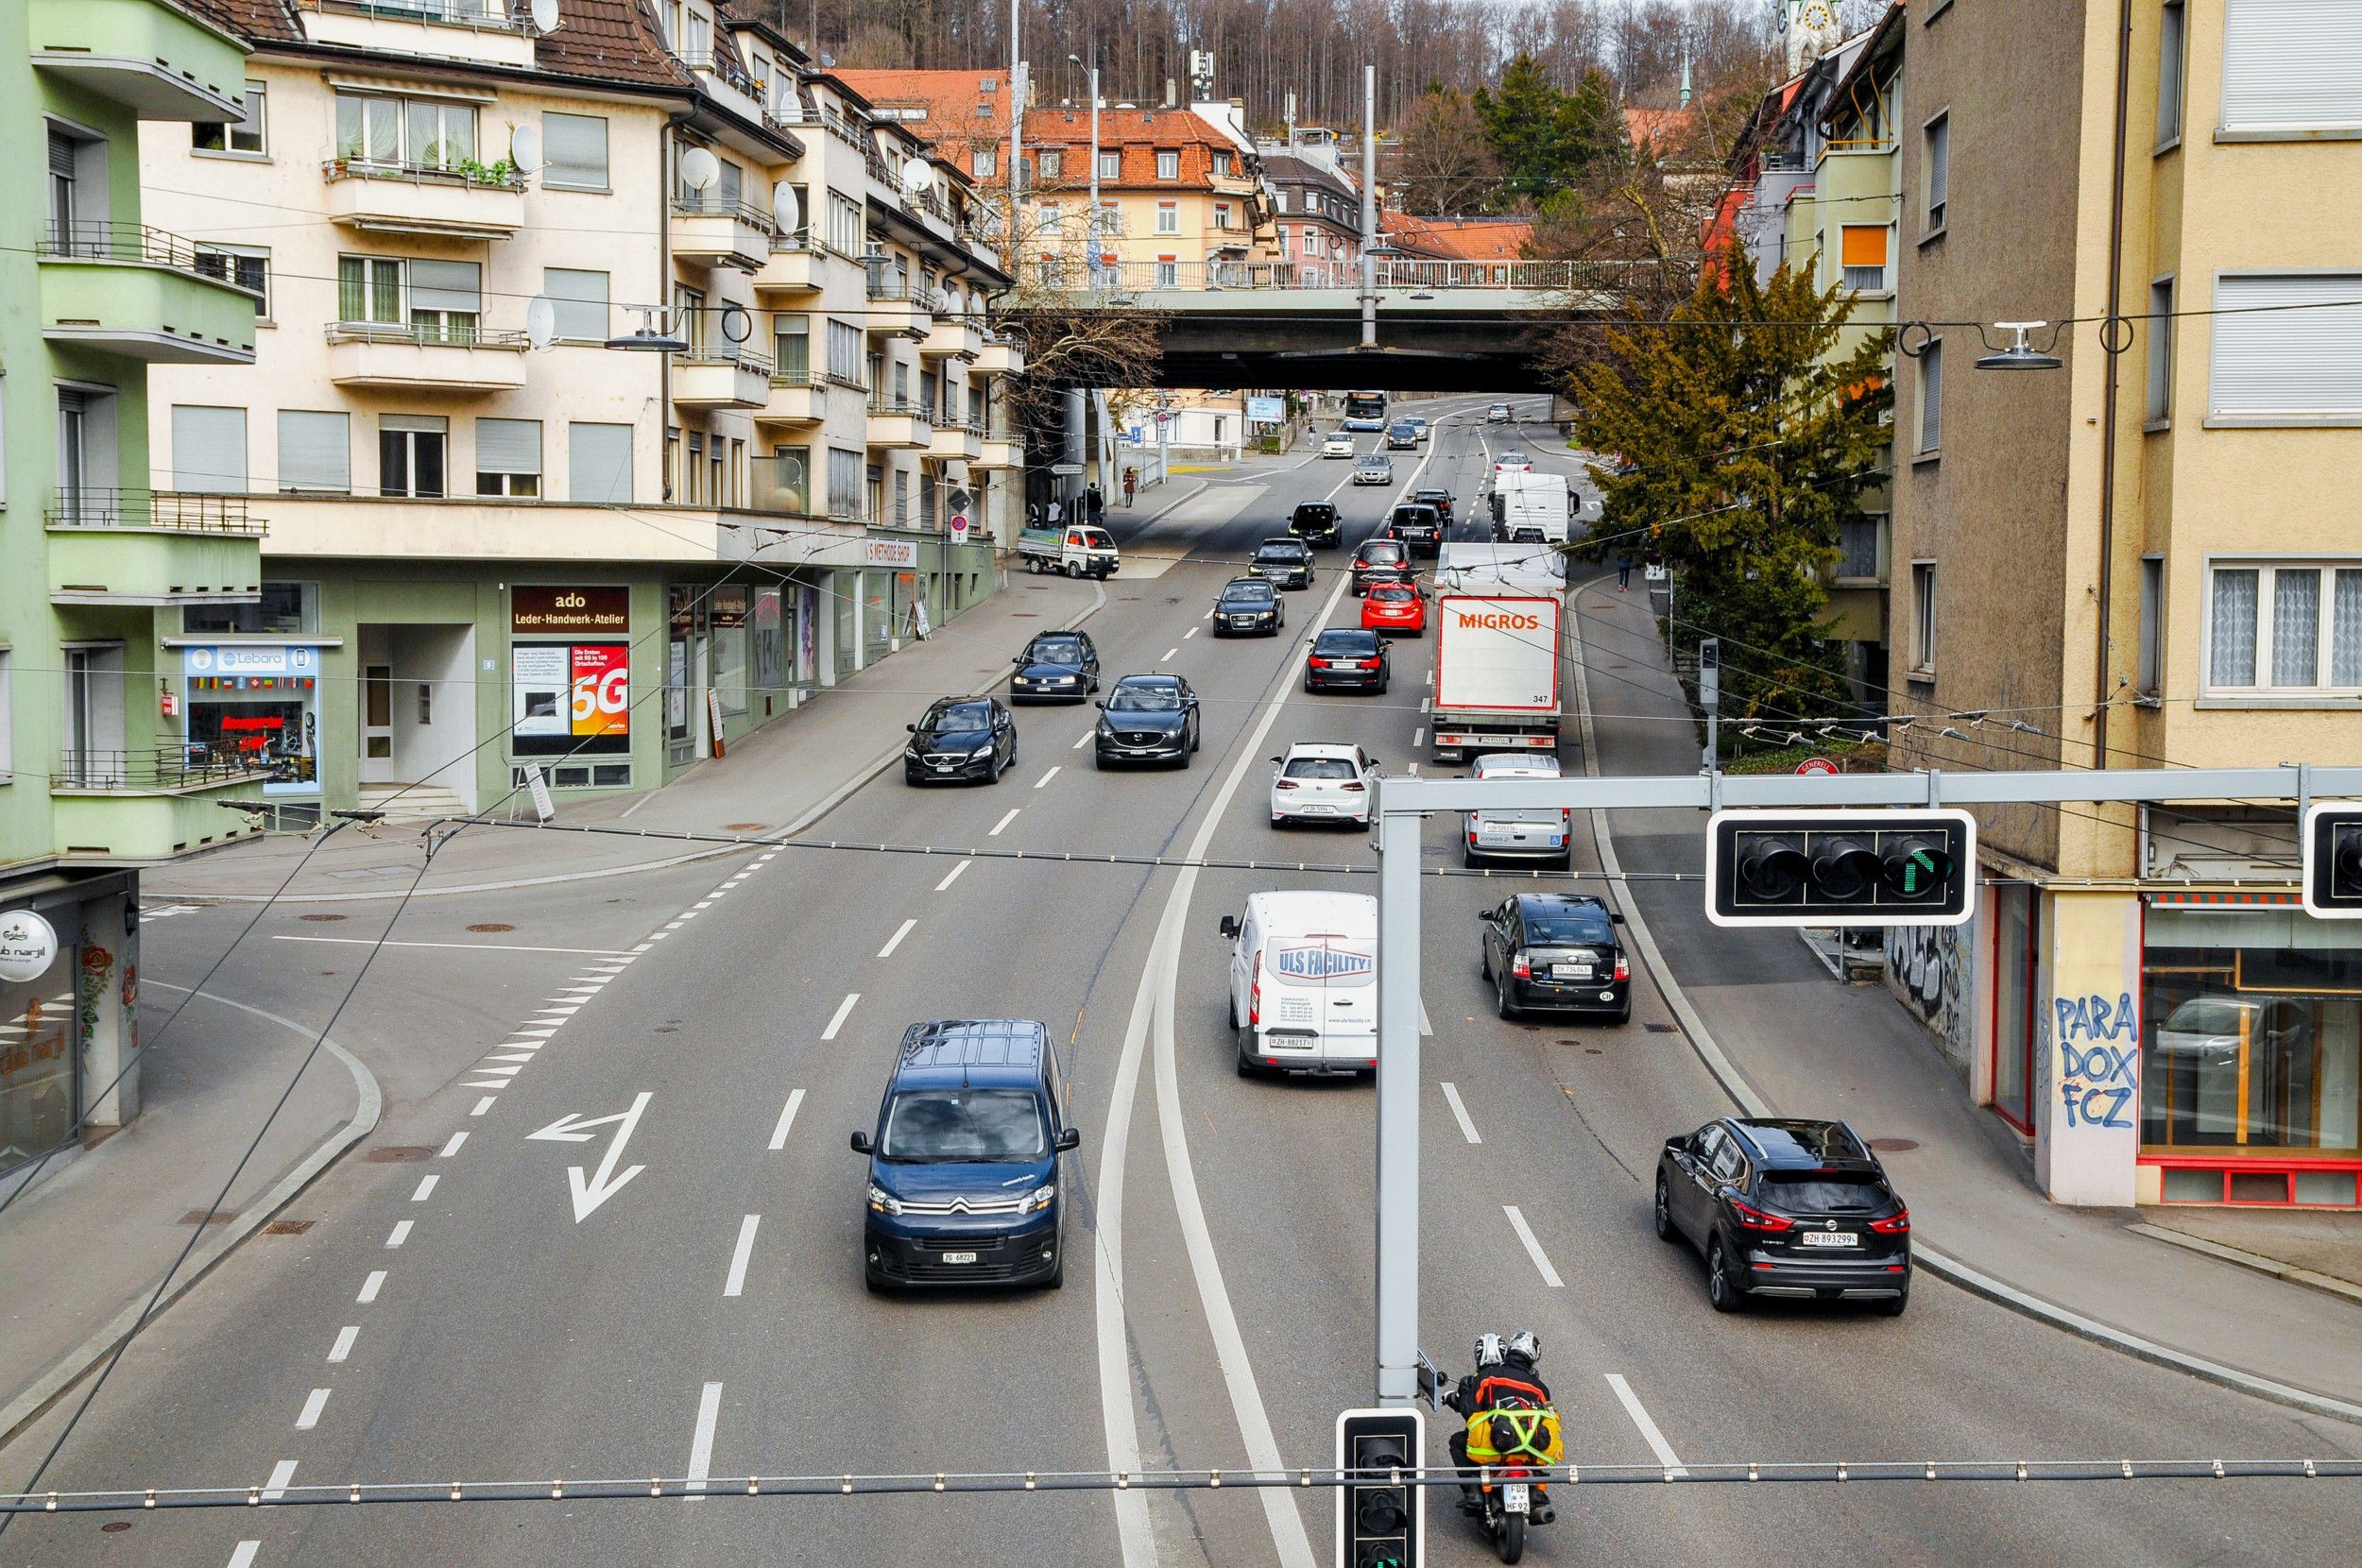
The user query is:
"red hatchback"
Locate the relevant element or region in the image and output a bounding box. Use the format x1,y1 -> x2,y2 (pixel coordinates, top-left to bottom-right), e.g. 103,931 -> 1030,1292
1361,582 -> 1428,636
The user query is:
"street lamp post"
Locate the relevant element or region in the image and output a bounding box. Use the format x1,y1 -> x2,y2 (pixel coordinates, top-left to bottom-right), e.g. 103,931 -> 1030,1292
1069,54 -> 1102,292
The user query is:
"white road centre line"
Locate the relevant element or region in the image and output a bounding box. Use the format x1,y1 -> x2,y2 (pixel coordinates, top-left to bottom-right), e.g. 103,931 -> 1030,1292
1502,1205 -> 1564,1287
1439,1082 -> 1481,1144
1412,727 -> 1424,746
933,859 -> 971,893
821,993 -> 860,1041
1034,765 -> 1061,789
1071,731 -> 1091,749
328,1326 -> 359,1363
722,1215 -> 762,1298
1184,625 -> 1198,639
1605,1373 -> 1688,1476
440,1130 -> 468,1157
1407,763 -> 1419,775
1203,607 -> 1214,619
767,1089 -> 805,1150
988,807 -> 1020,836
1420,696 -> 1431,712
228,1542 -> 261,1568
1419,999 -> 1434,1037
385,1220 -> 411,1248
357,1270 -> 385,1304
295,1388 -> 331,1430
261,1459 -> 298,1500
877,918 -> 918,959
685,1381 -> 724,1500
1162,647 -> 1179,661
410,1174 -> 438,1202
471,1096 -> 497,1116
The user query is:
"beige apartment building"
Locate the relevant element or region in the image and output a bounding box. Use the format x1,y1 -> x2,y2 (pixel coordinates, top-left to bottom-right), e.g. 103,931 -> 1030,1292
138,0 -> 1019,822
1885,0 -> 2362,1210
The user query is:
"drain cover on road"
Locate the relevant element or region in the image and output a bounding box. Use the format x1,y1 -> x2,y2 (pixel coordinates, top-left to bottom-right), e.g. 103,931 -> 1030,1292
179,1209 -> 237,1226
300,912 -> 347,923
467,923 -> 514,933
264,1219 -> 316,1236
363,1146 -> 434,1163
724,823 -> 768,831
1644,1023 -> 1677,1034
1867,1137 -> 1920,1152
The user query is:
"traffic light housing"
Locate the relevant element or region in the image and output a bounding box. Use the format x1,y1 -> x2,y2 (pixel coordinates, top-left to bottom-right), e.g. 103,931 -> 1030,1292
1705,809 -> 1977,928
2302,804 -> 2362,919
1335,1406 -> 1424,1568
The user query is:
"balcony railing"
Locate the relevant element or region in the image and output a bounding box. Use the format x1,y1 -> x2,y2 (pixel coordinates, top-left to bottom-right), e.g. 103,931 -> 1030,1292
768,368 -> 821,387
36,221 -> 252,286
44,487 -> 265,535
679,346 -> 778,377
864,269 -> 931,304
321,156 -> 527,191
308,0 -> 535,31
56,747 -> 267,792
678,49 -> 762,101
1064,257 -> 1640,293
867,396 -> 935,424
325,320 -> 530,349
745,455 -> 814,517
820,106 -> 869,149
672,195 -> 777,232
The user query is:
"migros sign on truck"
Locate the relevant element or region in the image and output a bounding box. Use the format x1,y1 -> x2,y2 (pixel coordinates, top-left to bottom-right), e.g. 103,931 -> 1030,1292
1448,606 -> 1544,632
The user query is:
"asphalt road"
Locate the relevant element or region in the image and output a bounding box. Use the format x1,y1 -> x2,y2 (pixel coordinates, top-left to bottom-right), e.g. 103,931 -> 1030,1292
5,402 -> 2356,1567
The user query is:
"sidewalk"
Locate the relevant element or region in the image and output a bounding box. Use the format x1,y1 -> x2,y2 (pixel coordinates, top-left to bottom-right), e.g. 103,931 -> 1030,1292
1570,571 -> 2362,1421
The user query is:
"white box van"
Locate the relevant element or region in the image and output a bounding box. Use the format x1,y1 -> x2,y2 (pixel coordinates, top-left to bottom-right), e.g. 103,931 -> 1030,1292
1218,891 -> 1378,1079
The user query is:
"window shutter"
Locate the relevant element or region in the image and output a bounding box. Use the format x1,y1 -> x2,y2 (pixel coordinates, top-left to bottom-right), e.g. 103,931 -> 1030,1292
1919,342 -> 1943,452
476,418 -> 541,475
1840,225 -> 1888,266
568,422 -> 632,503
2211,273 -> 2362,417
277,410 -> 350,492
48,131 -> 77,178
408,259 -> 480,315
542,111 -> 608,188
173,406 -> 247,493
2222,0 -> 2362,130
543,267 -> 609,340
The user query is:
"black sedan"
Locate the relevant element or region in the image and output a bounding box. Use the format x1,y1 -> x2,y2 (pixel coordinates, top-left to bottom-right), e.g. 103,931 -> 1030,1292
903,696 -> 1018,785
1249,538 -> 1314,590
1655,1118 -> 1911,1317
1303,628 -> 1390,694
1478,894 -> 1629,1022
1411,486 -> 1455,525
1386,503 -> 1444,558
1290,502 -> 1342,548
1349,538 -> 1411,596
1009,630 -> 1100,702
1093,674 -> 1202,768
1211,577 -> 1284,637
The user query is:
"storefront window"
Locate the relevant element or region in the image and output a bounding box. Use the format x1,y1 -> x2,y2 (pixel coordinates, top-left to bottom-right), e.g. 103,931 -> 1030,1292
712,585 -> 749,716
181,644 -> 324,794
0,911 -> 79,1181
862,570 -> 892,666
752,588 -> 787,691
1992,886 -> 2038,1133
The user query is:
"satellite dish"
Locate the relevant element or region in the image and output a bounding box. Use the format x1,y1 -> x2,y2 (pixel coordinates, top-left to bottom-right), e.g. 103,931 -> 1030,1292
771,181 -> 801,235
510,123 -> 542,175
679,146 -> 720,193
525,294 -> 556,349
529,0 -> 558,30
934,285 -> 957,313
899,155 -> 933,194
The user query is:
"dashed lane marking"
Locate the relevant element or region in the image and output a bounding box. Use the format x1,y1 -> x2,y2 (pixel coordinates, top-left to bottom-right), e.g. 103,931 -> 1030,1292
1035,766 -> 1061,789
1440,1082 -> 1481,1144
1503,1205 -> 1563,1287
1071,732 -> 1091,749
471,1096 -> 497,1116
357,1271 -> 385,1304
268,936 -> 636,955
1162,648 -> 1179,661
822,993 -> 860,1041
767,1089 -> 805,1151
440,1131 -> 467,1156
878,918 -> 918,959
328,1326 -> 358,1363
385,1221 -> 412,1249
410,1174 -> 438,1202
1413,727 -> 1424,746
261,1460 -> 298,1501
296,1388 -> 331,1430
685,1381 -> 724,1501
723,1215 -> 762,1298
1606,1373 -> 1687,1476
933,860 -> 971,893
988,808 -> 1020,836
1184,626 -> 1198,639
229,1542 -> 260,1567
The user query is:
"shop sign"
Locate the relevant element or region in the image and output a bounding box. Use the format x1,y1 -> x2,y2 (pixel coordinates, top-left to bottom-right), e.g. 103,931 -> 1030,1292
512,587 -> 631,637
0,911 -> 60,984
182,645 -> 318,677
512,642 -> 631,757
864,539 -> 919,568
1246,396 -> 1285,423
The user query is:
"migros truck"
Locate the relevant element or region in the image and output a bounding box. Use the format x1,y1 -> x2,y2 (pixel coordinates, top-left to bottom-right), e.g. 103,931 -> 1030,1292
1430,543 -> 1568,762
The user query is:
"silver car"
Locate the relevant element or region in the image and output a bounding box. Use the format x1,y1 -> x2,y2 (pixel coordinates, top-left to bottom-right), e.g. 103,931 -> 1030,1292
1353,453 -> 1394,486
1463,753 -> 1571,868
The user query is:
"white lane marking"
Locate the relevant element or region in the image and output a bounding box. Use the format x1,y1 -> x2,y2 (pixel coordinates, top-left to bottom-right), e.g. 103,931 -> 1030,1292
229,1542 -> 260,1568
647,931 -> 669,941
1407,762 -> 1419,775
1034,766 -> 1061,789
1440,1082 -> 1481,1144
766,1089 -> 805,1150
988,808 -> 1020,836
357,1270 -> 385,1304
1203,607 -> 1214,619
269,936 -> 635,955
440,1131 -> 468,1157
618,790 -> 655,820
471,1096 -> 497,1116
685,1380 -> 724,1500
329,1326 -> 359,1363
722,1215 -> 762,1298
385,1220 -> 411,1248
1420,696 -> 1431,712
693,900 -> 715,911
463,1080 -> 510,1091
933,860 -> 971,893
1162,647 -> 1179,661
1071,731 -> 1091,749
1419,999 -> 1434,1037
1606,1373 -> 1688,1476
1412,727 -> 1424,746
486,1053 -> 535,1065
1502,1205 -> 1564,1287
821,993 -> 860,1041
410,1174 -> 438,1202
261,1459 -> 298,1500
1184,626 -> 1198,639
296,1388 -> 331,1430
1426,669 -> 1435,687
877,918 -> 918,959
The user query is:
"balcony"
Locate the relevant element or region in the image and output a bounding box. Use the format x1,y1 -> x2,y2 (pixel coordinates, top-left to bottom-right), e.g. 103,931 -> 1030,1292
50,748 -> 274,862
672,348 -> 774,411
38,224 -> 258,365
753,239 -> 827,299
28,0 -> 247,121
973,333 -> 1025,377
678,49 -> 768,128
863,267 -> 931,338
325,322 -> 529,393
299,0 -> 539,71
672,197 -> 774,273
976,435 -> 1024,470
324,160 -> 526,239
920,312 -> 982,362
756,371 -> 828,428
865,397 -> 933,450
45,488 -> 265,606
928,419 -> 984,464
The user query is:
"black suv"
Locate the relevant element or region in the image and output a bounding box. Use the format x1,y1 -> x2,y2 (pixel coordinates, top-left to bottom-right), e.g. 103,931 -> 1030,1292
1477,894 -> 1629,1022
1094,674 -> 1202,767
1350,537 -> 1410,596
1386,503 -> 1443,558
1655,1118 -> 1911,1317
1212,577 -> 1284,637
1009,630 -> 1100,702
1289,502 -> 1342,548
904,697 -> 1018,785
1249,537 -> 1314,590
1410,486 -> 1455,525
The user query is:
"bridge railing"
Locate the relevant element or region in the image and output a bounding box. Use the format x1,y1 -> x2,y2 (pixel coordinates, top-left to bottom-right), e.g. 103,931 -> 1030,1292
1071,257 -> 1638,295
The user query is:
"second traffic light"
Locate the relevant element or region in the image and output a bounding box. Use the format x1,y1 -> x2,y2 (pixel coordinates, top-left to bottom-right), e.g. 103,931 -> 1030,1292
2302,804 -> 2362,918
1704,809 -> 1977,928
1335,1406 -> 1425,1568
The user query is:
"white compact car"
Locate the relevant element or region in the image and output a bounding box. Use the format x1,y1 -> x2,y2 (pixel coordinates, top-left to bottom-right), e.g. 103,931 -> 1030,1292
1464,752 -> 1572,868
1270,742 -> 1378,827
1322,432 -> 1356,458
1486,402 -> 1514,423
1218,890 -> 1378,1079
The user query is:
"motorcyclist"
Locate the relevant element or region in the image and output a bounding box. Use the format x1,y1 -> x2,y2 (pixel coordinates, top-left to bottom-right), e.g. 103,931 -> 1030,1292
1443,1331 -> 1557,1513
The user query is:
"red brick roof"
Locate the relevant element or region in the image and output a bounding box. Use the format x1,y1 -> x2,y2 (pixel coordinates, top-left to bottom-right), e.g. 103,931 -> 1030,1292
1022,106 -> 1248,191
1382,213 -> 1532,262
179,0 -> 696,91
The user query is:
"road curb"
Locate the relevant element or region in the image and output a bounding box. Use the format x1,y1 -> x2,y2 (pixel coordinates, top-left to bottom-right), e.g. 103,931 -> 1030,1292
0,995 -> 381,1450
1565,576 -> 2362,1430
2125,1221 -> 2362,1309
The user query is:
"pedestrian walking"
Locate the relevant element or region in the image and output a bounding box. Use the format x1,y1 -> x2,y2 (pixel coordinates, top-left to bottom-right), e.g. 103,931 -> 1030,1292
1086,484 -> 1104,523
1045,495 -> 1064,526
1122,468 -> 1138,506
1616,554 -> 1634,591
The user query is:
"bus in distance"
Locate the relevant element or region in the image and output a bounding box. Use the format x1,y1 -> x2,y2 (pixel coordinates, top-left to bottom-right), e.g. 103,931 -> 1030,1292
1343,391 -> 1387,432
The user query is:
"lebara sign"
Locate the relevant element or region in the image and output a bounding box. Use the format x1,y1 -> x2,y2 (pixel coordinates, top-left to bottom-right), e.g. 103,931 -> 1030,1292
1271,945 -> 1376,981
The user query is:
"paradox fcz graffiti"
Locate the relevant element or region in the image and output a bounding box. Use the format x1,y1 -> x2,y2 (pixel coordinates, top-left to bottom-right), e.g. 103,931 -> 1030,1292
2054,991 -> 2139,1130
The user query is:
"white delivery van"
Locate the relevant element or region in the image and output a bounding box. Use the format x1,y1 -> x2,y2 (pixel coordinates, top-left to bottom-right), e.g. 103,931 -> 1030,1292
1495,470 -> 1573,545
1218,891 -> 1378,1079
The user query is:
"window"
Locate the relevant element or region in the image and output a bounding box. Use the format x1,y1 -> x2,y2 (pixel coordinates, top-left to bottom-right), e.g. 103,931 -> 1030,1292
1917,339 -> 1943,453
476,418 -> 541,497
569,422 -> 632,503
2147,278 -> 2175,422
1212,151 -> 1232,176
1037,200 -> 1063,234
675,282 -> 706,356
194,79 -> 266,155
184,582 -> 316,636
336,255 -> 403,326
380,415 -> 447,500
1097,150 -> 1120,179
2210,273 -> 2362,421
543,111 -> 609,190
2156,1 -> 2187,146
1302,228 -> 1319,256
1276,188 -> 1292,213
1213,201 -> 1232,230
773,315 -> 809,378
1840,224 -> 1889,292
1923,112 -> 1949,231
1155,255 -> 1178,288
1155,200 -> 1179,234
825,189 -> 864,254
1155,149 -> 1180,179
407,259 -> 481,343
827,447 -> 864,519
893,469 -> 909,526
277,411 -> 350,493
1909,562 -> 1937,673
684,431 -> 705,504
2206,561 -> 2362,693
972,146 -> 997,178
2221,0 -> 2362,133
2138,555 -> 2165,696
196,244 -> 269,317
1038,149 -> 1062,181
826,319 -> 864,384
334,93 -> 476,170
543,267 -> 609,342
172,405 -> 246,493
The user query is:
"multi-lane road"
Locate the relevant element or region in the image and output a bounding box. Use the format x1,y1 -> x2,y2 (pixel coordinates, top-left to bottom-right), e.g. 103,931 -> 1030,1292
4,401 -> 2353,1565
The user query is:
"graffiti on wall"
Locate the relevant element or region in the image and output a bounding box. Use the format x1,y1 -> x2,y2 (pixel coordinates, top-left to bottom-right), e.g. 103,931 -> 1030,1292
1886,922 -> 1973,1070
2054,991 -> 2139,1130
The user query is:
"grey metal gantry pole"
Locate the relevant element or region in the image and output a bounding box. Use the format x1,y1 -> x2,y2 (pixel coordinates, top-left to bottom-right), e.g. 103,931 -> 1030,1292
1360,62 -> 1378,349
1372,783 -> 1424,1406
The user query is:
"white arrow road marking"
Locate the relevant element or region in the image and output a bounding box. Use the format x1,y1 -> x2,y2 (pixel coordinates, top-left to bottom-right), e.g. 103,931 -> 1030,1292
723,1215 -> 761,1297
1605,1374 -> 1687,1476
1503,1205 -> 1563,1287
529,1091 -> 652,1221
685,1381 -> 724,1501
767,1089 -> 805,1151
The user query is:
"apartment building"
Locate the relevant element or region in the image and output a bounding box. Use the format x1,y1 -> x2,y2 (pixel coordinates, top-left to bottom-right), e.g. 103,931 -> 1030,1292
1257,128 -> 1361,286
135,0 -> 1019,827
1879,0 -> 2362,1210
1019,100 -> 1276,288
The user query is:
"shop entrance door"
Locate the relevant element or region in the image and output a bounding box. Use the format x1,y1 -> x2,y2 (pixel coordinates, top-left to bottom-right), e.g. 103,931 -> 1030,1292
361,663 -> 394,780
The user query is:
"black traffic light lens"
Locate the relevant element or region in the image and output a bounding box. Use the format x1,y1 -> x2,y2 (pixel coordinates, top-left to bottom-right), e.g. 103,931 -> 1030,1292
2335,825 -> 2362,896
1880,837 -> 1954,899
1811,836 -> 1880,901
1736,834 -> 1808,901
1356,1487 -> 1407,1536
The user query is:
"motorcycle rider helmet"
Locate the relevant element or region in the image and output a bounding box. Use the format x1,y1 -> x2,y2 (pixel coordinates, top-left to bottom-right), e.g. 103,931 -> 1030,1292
1472,1332 -> 1507,1369
1506,1329 -> 1541,1364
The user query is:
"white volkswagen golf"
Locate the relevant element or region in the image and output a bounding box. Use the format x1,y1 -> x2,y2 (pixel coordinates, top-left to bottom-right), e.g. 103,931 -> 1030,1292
1269,742 -> 1379,827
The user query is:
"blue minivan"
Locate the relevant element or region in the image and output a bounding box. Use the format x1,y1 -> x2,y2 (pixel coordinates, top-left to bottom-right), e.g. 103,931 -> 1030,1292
850,1018 -> 1078,1290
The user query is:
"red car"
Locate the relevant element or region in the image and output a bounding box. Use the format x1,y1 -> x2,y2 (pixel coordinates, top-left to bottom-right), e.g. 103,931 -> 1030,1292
1361,582 -> 1429,636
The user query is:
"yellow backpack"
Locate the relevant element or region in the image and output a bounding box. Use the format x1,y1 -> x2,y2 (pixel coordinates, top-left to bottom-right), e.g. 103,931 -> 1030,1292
1464,1404 -> 1564,1467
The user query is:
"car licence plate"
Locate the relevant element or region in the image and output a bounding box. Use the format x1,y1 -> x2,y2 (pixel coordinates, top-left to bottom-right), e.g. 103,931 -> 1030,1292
1799,1231 -> 1858,1248
940,1251 -> 978,1265
1500,1483 -> 1530,1514
1552,964 -> 1592,980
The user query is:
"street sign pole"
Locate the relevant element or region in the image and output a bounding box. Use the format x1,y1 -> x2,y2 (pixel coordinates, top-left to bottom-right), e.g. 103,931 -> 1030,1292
1698,637 -> 1720,775
1373,802 -> 1424,1406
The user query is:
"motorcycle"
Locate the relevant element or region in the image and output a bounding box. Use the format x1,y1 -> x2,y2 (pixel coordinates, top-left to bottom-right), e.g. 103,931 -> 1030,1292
1419,1353 -> 1559,1564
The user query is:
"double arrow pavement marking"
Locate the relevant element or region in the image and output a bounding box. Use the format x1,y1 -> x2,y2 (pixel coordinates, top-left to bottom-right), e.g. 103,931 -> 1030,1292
528,1091 -> 653,1221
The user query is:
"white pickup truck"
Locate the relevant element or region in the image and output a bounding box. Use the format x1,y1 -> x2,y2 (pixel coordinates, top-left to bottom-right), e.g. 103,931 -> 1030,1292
1017,524 -> 1120,578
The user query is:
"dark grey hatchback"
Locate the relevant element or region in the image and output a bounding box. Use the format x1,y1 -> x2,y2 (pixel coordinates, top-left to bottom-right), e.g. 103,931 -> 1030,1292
1655,1117 -> 1911,1316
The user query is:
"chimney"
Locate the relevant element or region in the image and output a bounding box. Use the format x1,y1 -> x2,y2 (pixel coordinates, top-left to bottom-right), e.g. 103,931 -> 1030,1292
1164,78 -> 1176,109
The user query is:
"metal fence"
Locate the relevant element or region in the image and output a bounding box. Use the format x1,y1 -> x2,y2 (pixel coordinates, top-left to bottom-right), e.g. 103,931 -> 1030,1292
36,221 -> 237,280
43,487 -> 265,534
54,748 -> 265,792
1070,257 -> 1640,294
324,321 -> 530,349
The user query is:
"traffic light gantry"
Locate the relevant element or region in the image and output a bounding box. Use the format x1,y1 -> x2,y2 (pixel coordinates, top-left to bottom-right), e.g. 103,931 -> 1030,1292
1704,808 -> 1978,928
